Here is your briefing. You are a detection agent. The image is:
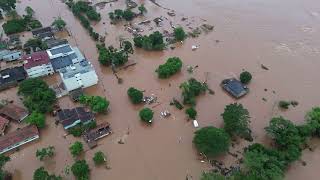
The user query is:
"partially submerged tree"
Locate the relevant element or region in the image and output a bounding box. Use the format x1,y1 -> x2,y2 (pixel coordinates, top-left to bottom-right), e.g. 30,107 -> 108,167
33,167 -> 62,180
24,38 -> 48,51
133,31 -> 165,51
122,9 -> 135,21
52,17 -> 66,31
79,95 -> 110,113
180,78 -> 206,105
0,155 -> 10,180
0,0 -> 16,12
69,141 -> 84,158
93,151 -> 106,166
156,57 -> 182,79
221,103 -> 251,140
138,4 -> 147,15
193,126 -> 230,158
127,87 -> 143,104
71,160 -> 90,180
240,71 -> 252,84
185,107 -> 197,120
26,112 -> 46,129
139,108 -> 154,124
96,44 -> 129,67
174,27 -> 187,41
36,146 -> 55,161
25,6 -> 34,17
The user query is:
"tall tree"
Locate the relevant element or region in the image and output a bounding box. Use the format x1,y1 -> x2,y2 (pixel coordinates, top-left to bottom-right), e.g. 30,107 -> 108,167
26,112 -> 46,129
71,160 -> 90,180
69,141 -> 83,158
52,17 -> 66,31
0,0 -> 16,12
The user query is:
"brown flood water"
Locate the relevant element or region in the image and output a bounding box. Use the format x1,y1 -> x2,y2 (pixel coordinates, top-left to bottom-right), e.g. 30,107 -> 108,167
1,0 -> 320,179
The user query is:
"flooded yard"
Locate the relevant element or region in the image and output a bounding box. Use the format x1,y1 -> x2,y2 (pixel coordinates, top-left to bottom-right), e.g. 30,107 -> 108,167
1,0 -> 320,179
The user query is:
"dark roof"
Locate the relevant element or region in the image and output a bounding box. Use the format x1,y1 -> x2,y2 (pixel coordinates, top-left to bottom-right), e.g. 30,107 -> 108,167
57,107 -> 94,129
0,104 -> 29,123
0,116 -> 9,134
23,51 -> 50,69
50,45 -> 73,56
32,27 -> 52,36
221,78 -> 249,98
50,55 -> 73,71
69,88 -> 84,102
0,125 -> 39,153
46,39 -> 68,49
0,67 -> 27,87
84,122 -> 111,148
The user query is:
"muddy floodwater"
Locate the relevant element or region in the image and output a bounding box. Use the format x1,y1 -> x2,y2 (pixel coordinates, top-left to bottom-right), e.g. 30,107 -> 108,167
1,0 -> 320,179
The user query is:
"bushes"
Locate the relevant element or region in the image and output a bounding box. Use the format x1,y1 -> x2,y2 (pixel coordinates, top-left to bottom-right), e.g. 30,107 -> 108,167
26,112 -> 46,129
179,78 -> 206,105
24,38 -> 48,51
36,146 -> 55,161
193,126 -> 230,158
127,87 -> 143,104
122,9 -> 135,21
108,9 -> 135,22
174,27 -> 187,41
79,95 -> 110,113
240,71 -> 252,84
139,108 -> 153,124
133,31 -> 165,51
52,17 -> 66,30
185,107 -> 197,120
156,57 -> 182,78
33,167 -> 61,180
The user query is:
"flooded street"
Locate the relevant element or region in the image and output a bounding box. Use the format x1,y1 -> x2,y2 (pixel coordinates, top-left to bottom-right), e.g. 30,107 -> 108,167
2,0 -> 320,179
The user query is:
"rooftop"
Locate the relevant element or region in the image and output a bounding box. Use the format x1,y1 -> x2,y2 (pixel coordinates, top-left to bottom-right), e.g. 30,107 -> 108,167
57,107 -> 94,128
46,39 -> 68,49
0,104 -> 29,123
0,125 -> 39,153
23,51 -> 50,69
32,27 -> 52,36
84,122 -> 112,148
0,67 -> 27,87
0,116 -> 9,135
47,44 -> 73,58
60,60 -> 94,79
221,78 -> 249,99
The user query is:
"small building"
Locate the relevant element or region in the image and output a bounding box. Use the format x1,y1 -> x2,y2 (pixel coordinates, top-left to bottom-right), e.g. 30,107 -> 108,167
60,60 -> 98,92
23,51 -> 54,78
46,39 -> 68,49
56,107 -> 95,130
69,88 -> 84,102
47,44 -> 85,72
0,67 -> 27,91
0,104 -> 29,123
0,50 -> 22,61
32,27 -> 54,40
0,117 -> 9,136
221,78 -> 249,99
0,125 -> 39,154
83,122 -> 112,148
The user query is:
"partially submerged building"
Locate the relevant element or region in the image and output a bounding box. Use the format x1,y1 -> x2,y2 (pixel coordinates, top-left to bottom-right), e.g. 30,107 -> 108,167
46,44 -> 85,72
0,49 -> 22,61
83,122 -> 112,148
23,51 -> 54,78
56,107 -> 95,130
221,78 -> 249,99
0,104 -> 29,123
0,125 -> 39,154
32,27 -> 54,40
59,60 -> 98,92
0,67 -> 27,91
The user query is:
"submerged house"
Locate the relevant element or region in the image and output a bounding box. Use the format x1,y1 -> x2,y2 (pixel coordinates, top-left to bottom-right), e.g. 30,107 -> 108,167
0,125 -> 39,154
83,122 -> 112,148
0,67 -> 27,91
59,60 -> 98,92
23,51 -> 54,78
0,104 -> 29,123
56,107 -> 95,130
32,27 -> 54,40
221,78 -> 249,99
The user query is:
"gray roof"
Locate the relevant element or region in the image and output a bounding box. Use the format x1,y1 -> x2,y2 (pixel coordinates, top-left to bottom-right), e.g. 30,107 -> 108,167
50,45 -> 73,56
51,55 -> 74,71
60,60 -> 94,79
221,78 -> 249,98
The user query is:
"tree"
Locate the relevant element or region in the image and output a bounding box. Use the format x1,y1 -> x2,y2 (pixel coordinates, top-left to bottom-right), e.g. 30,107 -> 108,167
174,27 -> 187,41
121,40 -> 134,54
127,87 -> 143,104
240,71 -> 252,84
36,146 -> 55,161
24,38 -> 48,51
69,141 -> 83,157
156,57 -> 183,79
97,44 -> 129,67
306,107 -> 320,136
52,17 -> 66,31
193,126 -> 230,158
0,155 -> 10,180
185,107 -> 197,120
71,160 -> 90,180
221,103 -> 251,139
180,78 -> 206,105
86,8 -> 101,21
139,108 -> 153,124
79,95 -> 110,113
114,9 -> 124,20
133,31 -> 165,51
2,19 -> 26,35
138,4 -> 147,15
122,9 -> 134,21
200,172 -> 226,180
33,167 -> 61,180
0,0 -> 16,12
93,151 -> 106,166
26,112 -> 46,129
18,78 -> 56,113
25,6 -> 34,17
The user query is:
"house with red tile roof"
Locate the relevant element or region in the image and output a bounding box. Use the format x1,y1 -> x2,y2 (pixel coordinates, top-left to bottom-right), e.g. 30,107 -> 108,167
0,125 -> 39,154
0,104 -> 29,123
23,51 -> 54,78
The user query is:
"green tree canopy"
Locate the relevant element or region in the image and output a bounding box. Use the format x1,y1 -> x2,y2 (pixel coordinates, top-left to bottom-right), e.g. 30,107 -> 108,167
0,154 -> 10,180
221,103 -> 251,139
0,0 -> 16,12
200,172 -> 226,180
156,57 -> 183,79
180,78 -> 206,105
185,107 -> 197,120
240,71 -> 252,84
174,27 -> 187,41
193,126 -> 230,158
122,9 -> 135,21
24,38 -> 48,51
36,146 -> 55,161
33,167 -> 61,180
138,4 -> 147,14
97,44 -> 129,67
139,108 -> 154,124
25,6 -> 34,17
26,112 -> 46,129
93,151 -> 106,166
133,31 -> 165,51
79,95 -> 110,113
306,107 -> 320,136
52,17 -> 66,30
69,141 -> 84,157
127,87 -> 143,104
71,160 -> 90,180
